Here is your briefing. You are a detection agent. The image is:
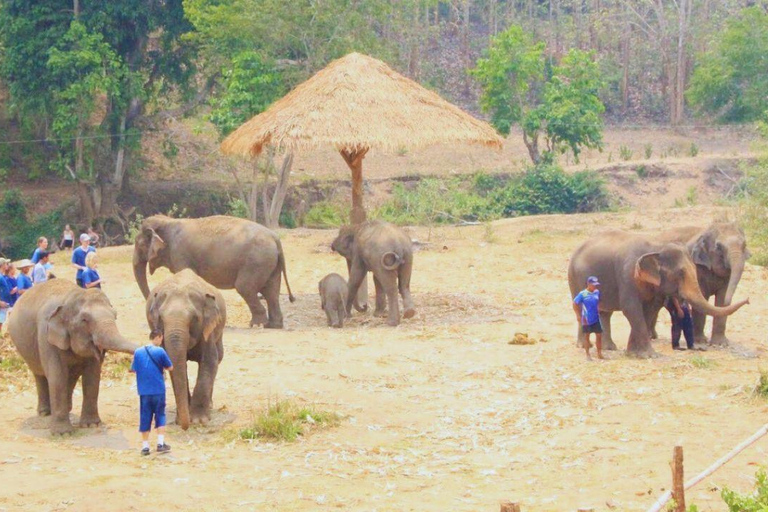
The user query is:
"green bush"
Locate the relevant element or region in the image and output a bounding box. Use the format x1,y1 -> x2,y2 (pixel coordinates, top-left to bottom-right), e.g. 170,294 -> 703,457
619,145 -> 633,161
126,213 -> 145,244
227,197 -> 250,219
721,468 -> 768,511
375,178 -> 494,225
237,400 -> 340,442
0,189 -> 64,260
303,200 -> 348,228
490,164 -> 609,217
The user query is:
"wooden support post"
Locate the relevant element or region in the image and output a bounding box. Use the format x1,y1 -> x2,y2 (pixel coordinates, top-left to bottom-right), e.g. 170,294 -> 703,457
577,509 -> 594,512
671,445 -> 685,512
340,147 -> 369,225
500,502 -> 520,512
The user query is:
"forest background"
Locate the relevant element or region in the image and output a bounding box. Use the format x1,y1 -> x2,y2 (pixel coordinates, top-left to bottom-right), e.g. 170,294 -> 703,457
1,0 -> 767,258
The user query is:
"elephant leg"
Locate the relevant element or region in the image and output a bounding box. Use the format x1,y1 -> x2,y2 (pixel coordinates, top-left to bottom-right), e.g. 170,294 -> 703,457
45,362 -> 74,434
398,259 -> 415,319
191,342 -> 219,424
373,275 -> 387,317
647,307 -> 660,340
346,256 -> 368,316
599,311 -> 617,350
34,375 -> 51,417
66,368 -> 81,414
622,296 -> 656,358
709,289 -> 730,346
262,271 -> 284,329
235,273 -> 269,327
325,308 -> 334,327
79,361 -> 101,428
337,303 -> 345,328
380,271 -> 401,327
346,258 -> 368,312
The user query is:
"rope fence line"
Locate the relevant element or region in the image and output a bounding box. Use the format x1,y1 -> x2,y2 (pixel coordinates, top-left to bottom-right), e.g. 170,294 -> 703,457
0,123 -> 757,146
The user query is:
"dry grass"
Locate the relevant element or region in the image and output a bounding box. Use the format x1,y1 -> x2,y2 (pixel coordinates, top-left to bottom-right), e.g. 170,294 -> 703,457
234,399 -> 341,442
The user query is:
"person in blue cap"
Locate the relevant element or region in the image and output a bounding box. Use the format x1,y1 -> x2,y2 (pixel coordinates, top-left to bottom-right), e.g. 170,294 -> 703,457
573,275 -> 603,360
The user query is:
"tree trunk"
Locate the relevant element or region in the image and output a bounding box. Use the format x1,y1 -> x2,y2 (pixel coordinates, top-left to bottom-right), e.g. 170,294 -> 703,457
522,131 -> 541,164
263,152 -> 293,229
673,0 -> 691,125
621,7 -> 631,114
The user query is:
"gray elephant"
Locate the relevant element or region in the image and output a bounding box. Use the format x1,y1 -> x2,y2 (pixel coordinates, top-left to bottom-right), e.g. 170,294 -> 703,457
146,269 -> 226,430
7,280 -> 137,434
648,222 -> 749,345
133,215 -> 294,329
332,221 -> 415,327
568,230 -> 748,357
319,273 -> 348,328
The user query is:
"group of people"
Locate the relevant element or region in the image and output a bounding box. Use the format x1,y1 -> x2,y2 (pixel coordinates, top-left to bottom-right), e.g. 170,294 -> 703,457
573,276 -> 702,360
0,226 -> 103,334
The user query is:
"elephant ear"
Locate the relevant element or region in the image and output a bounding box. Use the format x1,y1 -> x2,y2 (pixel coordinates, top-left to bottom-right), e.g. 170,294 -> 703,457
148,230 -> 166,263
690,232 -> 713,269
202,293 -> 223,343
635,252 -> 661,287
331,226 -> 356,258
147,291 -> 165,331
45,305 -> 70,351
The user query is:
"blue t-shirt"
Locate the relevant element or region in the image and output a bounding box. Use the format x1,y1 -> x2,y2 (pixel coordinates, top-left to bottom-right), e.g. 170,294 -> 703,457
81,268 -> 101,288
131,345 -> 173,396
0,275 -> 11,307
72,246 -> 95,280
574,289 -> 600,326
6,276 -> 18,306
17,273 -> 33,295
31,248 -> 43,264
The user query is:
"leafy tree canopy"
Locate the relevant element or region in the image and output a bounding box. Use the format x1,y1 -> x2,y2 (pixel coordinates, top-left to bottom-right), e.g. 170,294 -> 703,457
471,25 -> 605,163
687,6 -> 768,123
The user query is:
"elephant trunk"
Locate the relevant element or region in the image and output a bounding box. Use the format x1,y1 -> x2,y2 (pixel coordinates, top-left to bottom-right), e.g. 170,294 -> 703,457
681,267 -> 748,317
165,323 -> 190,431
724,250 -> 745,306
95,322 -> 138,354
133,249 -> 150,299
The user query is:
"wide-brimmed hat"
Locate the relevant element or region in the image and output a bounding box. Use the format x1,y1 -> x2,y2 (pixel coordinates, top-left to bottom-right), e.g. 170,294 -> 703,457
14,259 -> 33,269
0,258 -> 10,265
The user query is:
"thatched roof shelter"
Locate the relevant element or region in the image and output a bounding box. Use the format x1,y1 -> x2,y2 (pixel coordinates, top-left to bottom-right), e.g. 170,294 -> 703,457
221,52 -> 502,223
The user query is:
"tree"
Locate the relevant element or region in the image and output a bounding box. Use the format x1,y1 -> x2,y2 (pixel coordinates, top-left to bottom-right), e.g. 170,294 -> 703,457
0,0 -> 195,229
687,6 -> 768,123
471,25 -> 604,164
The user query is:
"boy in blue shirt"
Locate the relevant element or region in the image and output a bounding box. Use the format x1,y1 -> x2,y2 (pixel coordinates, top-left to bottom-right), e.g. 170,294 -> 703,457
81,252 -> 103,289
71,233 -> 95,287
130,329 -> 174,455
573,276 -> 603,360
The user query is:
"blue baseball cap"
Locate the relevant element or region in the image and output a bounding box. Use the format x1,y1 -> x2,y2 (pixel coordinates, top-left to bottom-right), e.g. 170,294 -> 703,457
587,276 -> 600,286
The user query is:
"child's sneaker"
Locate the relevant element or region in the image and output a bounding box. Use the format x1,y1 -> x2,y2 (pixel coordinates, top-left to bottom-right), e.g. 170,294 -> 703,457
141,447 -> 150,456
157,443 -> 171,454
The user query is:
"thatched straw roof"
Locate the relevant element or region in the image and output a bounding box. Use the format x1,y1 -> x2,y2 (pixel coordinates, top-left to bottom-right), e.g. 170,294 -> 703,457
220,52 -> 503,157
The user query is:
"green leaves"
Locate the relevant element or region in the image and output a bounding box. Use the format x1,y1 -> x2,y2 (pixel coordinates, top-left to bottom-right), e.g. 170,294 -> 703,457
208,52 -> 286,136
688,6 -> 768,123
721,468 -> 768,511
471,25 -> 604,163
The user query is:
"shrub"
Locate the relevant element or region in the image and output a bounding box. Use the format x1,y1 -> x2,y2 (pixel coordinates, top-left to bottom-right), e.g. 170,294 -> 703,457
237,400 -> 340,442
689,142 -> 700,157
644,143 -> 653,159
304,201 -> 348,228
375,178 -> 495,225
490,163 -> 610,217
753,369 -> 768,399
619,145 -> 633,161
0,189 -> 64,260
126,213 -> 145,244
636,165 -> 648,178
721,468 -> 768,511
227,197 -> 250,219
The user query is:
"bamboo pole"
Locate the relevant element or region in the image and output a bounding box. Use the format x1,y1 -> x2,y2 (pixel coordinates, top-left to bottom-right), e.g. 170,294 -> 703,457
671,446 -> 685,511
647,423 -> 768,512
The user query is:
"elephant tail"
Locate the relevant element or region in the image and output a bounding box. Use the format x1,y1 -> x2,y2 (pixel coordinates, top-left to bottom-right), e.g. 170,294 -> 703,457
381,251 -> 403,271
276,239 -> 296,303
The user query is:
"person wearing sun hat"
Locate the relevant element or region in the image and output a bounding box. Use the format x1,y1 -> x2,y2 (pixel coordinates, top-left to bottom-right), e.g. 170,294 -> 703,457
71,233 -> 96,287
573,275 -> 603,360
14,259 -> 34,297
0,258 -> 12,333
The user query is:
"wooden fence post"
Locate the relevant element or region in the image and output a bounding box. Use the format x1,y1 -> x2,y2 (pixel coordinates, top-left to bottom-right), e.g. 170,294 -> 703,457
671,445 -> 685,512
500,502 -> 521,512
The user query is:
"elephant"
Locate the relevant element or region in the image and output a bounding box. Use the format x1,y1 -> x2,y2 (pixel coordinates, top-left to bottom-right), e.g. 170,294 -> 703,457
319,273 -> 348,328
331,221 -> 415,327
146,269 -> 226,430
645,222 -> 749,345
7,280 -> 137,434
568,230 -> 749,357
133,215 -> 294,329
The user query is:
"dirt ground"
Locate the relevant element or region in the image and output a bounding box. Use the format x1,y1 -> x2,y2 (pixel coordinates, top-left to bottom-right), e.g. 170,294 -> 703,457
1,205 -> 768,512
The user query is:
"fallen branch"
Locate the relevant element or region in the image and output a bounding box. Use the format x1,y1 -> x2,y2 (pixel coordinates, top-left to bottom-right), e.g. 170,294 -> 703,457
647,423 -> 768,512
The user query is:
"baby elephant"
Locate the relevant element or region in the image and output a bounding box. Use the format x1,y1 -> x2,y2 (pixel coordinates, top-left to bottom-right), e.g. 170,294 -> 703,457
319,273 -> 348,328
